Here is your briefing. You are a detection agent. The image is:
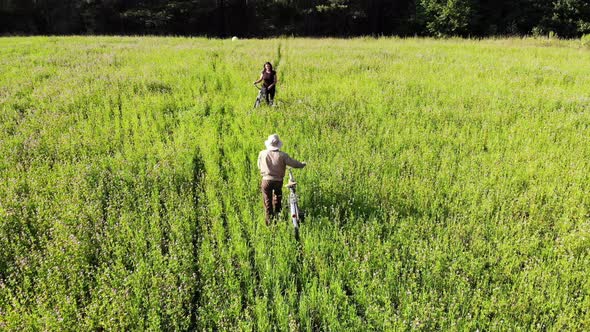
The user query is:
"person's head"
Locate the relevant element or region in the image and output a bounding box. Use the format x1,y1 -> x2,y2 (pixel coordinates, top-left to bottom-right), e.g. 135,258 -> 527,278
264,134 -> 283,151
263,62 -> 273,71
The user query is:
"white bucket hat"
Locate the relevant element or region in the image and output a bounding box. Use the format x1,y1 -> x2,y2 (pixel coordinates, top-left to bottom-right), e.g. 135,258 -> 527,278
264,134 -> 283,150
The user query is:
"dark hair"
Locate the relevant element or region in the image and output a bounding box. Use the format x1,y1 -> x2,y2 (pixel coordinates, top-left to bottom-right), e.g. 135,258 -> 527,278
263,62 -> 273,71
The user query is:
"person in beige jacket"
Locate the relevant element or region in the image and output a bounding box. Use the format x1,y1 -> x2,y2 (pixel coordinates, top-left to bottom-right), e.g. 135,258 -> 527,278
258,134 -> 306,225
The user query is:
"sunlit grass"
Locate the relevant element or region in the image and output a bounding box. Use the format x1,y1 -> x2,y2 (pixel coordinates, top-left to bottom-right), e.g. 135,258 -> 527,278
0,36 -> 589,330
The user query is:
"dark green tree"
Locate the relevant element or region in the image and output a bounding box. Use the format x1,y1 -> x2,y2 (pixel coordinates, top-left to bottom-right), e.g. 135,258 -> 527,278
546,0 -> 590,37
1,0 -> 589,38
417,0 -> 474,37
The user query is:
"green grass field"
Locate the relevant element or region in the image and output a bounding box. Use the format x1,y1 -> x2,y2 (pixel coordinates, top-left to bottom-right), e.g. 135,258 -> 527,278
1,36 -> 589,330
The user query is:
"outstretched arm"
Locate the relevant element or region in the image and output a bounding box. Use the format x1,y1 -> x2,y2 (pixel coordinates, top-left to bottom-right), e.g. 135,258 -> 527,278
253,73 -> 263,84
285,155 -> 306,169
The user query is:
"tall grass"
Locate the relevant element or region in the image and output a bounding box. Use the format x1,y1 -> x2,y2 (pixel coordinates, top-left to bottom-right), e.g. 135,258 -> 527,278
1,36 -> 589,330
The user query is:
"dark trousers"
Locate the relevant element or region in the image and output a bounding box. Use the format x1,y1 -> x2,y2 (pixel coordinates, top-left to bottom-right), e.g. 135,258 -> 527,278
261,180 -> 282,225
264,87 -> 275,105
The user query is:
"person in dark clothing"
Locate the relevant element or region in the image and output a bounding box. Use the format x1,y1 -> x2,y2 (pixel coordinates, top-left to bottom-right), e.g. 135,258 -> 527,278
253,62 -> 278,106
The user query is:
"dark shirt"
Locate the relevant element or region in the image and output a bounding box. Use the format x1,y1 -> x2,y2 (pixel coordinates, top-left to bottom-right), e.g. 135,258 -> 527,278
261,70 -> 276,88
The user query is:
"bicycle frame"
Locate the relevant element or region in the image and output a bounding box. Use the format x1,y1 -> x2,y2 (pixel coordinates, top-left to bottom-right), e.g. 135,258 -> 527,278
287,169 -> 302,237
253,83 -> 267,108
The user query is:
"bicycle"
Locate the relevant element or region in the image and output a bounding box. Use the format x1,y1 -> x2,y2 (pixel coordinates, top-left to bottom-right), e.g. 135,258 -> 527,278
286,168 -> 305,239
253,83 -> 267,108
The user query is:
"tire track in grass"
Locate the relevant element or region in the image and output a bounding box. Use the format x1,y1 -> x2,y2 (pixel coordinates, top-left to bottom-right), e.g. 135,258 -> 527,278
211,51 -> 231,236
233,149 -> 261,311
282,40 -> 305,330
200,54 -> 247,327
274,41 -> 284,105
274,39 -> 305,329
186,95 -> 234,327
218,49 -> 277,323
275,42 -> 282,70
203,42 -> 292,327
188,150 -> 206,330
178,52 -> 231,328
215,110 -> 261,322
270,39 -> 305,328
215,107 -> 230,233
295,237 -> 304,328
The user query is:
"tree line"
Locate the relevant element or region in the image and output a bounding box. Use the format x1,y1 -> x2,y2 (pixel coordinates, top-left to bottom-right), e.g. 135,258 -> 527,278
1,0 -> 589,38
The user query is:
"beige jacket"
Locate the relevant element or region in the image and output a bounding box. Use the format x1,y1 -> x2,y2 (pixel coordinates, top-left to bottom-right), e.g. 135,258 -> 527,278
258,149 -> 305,181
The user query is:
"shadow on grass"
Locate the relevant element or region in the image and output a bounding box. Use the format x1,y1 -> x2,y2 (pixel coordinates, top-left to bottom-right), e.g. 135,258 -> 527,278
188,148 -> 205,330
